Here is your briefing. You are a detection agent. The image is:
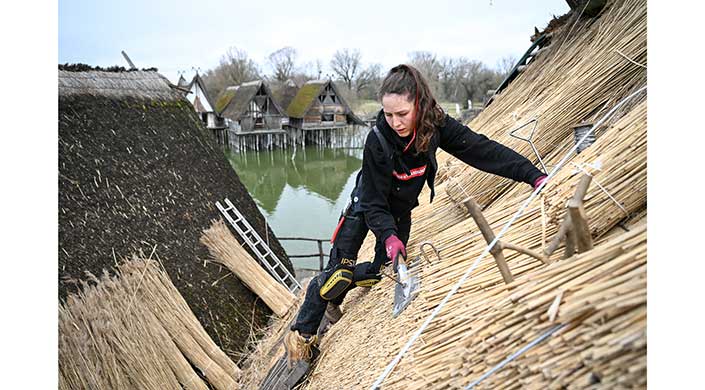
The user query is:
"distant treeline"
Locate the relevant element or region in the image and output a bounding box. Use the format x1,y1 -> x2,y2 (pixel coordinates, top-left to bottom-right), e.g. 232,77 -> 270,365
201,47 -> 516,109
59,63 -> 159,73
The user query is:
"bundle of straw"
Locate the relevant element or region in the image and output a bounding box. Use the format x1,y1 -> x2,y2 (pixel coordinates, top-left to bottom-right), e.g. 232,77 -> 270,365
200,218 -> 296,317
59,258 -> 240,390
441,0 -> 646,209
236,283 -> 306,389
398,225 -> 646,389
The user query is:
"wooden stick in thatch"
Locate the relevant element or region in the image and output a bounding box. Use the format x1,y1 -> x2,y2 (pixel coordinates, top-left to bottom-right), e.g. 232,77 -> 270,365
463,197 -> 548,284
544,173 -> 593,257
201,218 -> 296,317
567,198 -> 593,252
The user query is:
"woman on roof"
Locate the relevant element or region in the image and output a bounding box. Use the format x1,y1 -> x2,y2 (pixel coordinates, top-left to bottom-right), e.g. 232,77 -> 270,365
285,64 -> 547,363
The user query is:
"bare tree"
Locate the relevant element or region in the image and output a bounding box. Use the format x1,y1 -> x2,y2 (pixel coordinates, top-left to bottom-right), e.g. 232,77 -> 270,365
455,60 -> 502,106
267,47 -> 297,82
314,59 -> 324,80
436,57 -> 505,107
330,49 -> 362,90
496,55 -> 518,78
354,63 -> 382,97
408,51 -> 443,98
202,47 -> 260,99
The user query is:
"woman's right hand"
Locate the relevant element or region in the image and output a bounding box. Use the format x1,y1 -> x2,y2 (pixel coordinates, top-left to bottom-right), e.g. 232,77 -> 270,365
385,235 -> 406,272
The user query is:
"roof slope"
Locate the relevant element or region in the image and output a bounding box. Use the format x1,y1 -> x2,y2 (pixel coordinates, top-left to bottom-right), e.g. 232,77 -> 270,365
270,79 -> 300,113
58,68 -> 293,357
237,0 -> 647,387
286,80 -> 325,118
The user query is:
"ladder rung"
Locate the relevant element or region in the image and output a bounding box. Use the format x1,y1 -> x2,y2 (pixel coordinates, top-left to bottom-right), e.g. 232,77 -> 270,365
218,199 -> 302,292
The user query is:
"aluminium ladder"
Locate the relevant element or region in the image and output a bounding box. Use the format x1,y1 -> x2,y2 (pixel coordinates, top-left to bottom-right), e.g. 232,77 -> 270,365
216,198 -> 301,293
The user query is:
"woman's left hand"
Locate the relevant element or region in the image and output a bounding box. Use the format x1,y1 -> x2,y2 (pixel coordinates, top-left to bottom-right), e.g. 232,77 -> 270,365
533,175 -> 548,190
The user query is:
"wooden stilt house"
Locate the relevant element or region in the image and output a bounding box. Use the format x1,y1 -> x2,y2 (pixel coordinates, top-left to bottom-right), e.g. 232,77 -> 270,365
286,79 -> 365,130
285,79 -> 366,147
215,80 -> 289,151
183,73 -> 228,144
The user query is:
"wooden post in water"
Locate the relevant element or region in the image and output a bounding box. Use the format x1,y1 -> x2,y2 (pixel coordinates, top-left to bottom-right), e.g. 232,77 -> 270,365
317,240 -> 324,271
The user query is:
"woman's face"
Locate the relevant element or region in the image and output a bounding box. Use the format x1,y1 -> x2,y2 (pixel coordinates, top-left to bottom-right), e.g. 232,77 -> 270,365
382,93 -> 415,137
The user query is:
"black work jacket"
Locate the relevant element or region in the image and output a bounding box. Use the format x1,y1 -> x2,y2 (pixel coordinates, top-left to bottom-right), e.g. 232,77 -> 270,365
356,110 -> 545,243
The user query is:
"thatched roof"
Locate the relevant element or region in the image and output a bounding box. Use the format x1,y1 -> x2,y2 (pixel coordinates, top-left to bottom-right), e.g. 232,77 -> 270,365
215,80 -> 285,120
58,67 -> 293,357
286,79 -> 366,125
58,69 -> 181,100
270,79 -> 300,113
238,0 -> 647,388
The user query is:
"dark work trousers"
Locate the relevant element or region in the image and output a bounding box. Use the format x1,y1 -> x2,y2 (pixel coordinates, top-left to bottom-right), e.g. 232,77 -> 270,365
291,210 -> 411,335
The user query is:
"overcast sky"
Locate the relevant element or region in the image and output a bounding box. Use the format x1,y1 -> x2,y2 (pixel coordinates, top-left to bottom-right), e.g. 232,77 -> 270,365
59,0 -> 569,83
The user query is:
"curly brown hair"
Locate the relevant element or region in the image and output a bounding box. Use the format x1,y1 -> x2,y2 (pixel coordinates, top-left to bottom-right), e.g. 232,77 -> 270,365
378,64 -> 445,153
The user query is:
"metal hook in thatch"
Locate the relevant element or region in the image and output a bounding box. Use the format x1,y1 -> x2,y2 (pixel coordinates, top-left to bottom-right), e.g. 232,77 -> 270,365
418,241 -> 441,265
509,118 -> 548,173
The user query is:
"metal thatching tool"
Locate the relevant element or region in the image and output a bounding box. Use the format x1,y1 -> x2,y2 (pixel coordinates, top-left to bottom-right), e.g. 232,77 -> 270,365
509,118 -> 548,174
391,254 -> 419,317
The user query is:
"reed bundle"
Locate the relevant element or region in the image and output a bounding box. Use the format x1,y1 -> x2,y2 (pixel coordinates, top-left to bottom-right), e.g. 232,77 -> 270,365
200,218 -> 297,317
440,0 -> 646,209
392,225 -> 646,389
59,258 -> 240,390
236,284 -> 305,389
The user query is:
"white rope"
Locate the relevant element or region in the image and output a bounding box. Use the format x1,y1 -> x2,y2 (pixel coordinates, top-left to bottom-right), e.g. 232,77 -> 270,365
369,85 -> 646,389
570,161 -> 629,216
464,324 -> 567,389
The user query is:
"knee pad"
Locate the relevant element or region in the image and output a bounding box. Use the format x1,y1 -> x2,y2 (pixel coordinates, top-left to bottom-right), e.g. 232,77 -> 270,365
353,263 -> 382,287
319,264 -> 354,300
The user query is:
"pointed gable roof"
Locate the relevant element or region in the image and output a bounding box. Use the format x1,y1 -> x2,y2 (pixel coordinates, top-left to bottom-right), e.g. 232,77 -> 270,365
215,80 -> 286,121
177,75 -> 189,88
286,79 -> 365,125
187,73 -> 215,113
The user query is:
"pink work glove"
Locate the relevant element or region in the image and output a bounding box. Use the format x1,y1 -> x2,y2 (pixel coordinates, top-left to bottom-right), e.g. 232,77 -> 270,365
385,235 -> 406,273
533,175 -> 548,190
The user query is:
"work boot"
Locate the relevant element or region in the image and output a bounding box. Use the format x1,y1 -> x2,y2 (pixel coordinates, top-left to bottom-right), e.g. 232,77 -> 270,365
324,303 -> 343,325
284,330 -> 320,365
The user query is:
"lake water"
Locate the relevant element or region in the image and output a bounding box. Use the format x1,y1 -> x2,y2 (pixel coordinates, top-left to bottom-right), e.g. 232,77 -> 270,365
225,147 -> 363,272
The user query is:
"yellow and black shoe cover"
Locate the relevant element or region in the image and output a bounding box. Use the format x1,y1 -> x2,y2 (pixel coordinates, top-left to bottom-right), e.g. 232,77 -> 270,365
353,263 -> 382,287
355,277 -> 381,287
319,266 -> 353,300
